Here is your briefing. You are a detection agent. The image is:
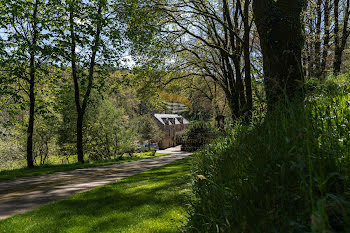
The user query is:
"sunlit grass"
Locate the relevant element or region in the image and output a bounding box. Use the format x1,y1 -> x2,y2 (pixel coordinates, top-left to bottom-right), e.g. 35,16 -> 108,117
0,156 -> 192,233
0,152 -> 169,181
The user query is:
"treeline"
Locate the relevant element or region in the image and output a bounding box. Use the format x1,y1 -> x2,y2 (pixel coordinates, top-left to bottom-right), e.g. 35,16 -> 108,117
0,68 -> 165,169
0,0 -> 161,168
152,0 -> 350,118
0,0 -> 225,169
2,0 -> 350,170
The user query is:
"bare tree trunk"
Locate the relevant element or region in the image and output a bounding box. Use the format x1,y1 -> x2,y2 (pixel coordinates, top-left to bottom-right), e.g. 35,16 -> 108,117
243,0 -> 252,120
69,1 -> 84,163
253,0 -> 305,110
76,112 -> 84,162
27,68 -> 35,168
334,0 -> 350,75
27,0 -> 39,168
314,0 -> 322,76
306,41 -> 312,78
333,0 -> 341,75
340,0 -> 350,61
321,0 -> 330,76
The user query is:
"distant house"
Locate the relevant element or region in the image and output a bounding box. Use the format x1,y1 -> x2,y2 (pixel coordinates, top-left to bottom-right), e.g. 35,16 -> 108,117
153,114 -> 190,149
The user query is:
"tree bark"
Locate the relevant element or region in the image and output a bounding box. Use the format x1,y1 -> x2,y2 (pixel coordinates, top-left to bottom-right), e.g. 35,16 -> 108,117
69,1 -> 84,163
334,0 -> 350,75
321,0 -> 330,76
26,0 -> 39,168
27,66 -> 35,169
76,112 -> 84,162
243,0 -> 252,120
333,0 -> 341,75
253,0 -> 305,110
314,0 -> 322,76
340,0 -> 350,67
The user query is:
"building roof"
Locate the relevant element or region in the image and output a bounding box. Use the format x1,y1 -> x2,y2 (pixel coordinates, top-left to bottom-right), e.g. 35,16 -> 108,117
154,114 -> 189,125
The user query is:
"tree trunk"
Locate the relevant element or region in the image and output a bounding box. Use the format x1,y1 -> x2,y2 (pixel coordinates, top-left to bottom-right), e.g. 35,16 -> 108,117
253,0 -> 305,110
69,1 -> 84,163
321,0 -> 330,76
76,112 -> 84,162
333,0 -> 341,75
340,0 -> 350,66
314,0 -> 322,76
26,69 -> 35,169
243,0 -> 252,120
26,0 -> 39,168
334,0 -> 350,75
227,89 -> 239,121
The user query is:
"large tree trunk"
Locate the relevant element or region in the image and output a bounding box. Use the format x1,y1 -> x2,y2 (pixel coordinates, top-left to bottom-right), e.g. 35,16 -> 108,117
334,0 -> 350,75
340,0 -> 350,68
253,0 -> 305,110
26,0 -> 39,168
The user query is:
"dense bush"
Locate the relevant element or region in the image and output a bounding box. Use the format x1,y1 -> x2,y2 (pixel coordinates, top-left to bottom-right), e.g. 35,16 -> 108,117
180,121 -> 218,152
187,77 -> 350,232
86,97 -> 138,160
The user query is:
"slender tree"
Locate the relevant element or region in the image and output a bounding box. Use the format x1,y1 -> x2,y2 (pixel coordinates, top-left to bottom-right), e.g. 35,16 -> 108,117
321,0 -> 331,76
314,0 -> 322,76
59,0 -> 128,162
0,0 -> 55,168
67,0 -> 104,163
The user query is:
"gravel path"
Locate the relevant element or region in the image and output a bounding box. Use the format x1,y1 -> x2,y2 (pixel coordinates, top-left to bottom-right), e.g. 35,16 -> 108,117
0,147 -> 190,220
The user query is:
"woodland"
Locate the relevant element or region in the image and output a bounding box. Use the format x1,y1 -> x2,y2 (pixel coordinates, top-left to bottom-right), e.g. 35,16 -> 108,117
0,0 -> 350,232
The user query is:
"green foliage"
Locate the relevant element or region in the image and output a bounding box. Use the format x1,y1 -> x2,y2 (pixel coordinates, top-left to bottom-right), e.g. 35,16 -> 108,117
86,97 -> 138,160
134,114 -> 163,144
0,128 -> 25,170
187,78 -> 350,232
180,121 -> 218,152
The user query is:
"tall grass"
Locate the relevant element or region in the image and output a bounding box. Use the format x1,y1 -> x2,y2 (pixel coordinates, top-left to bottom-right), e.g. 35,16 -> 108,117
187,76 -> 350,232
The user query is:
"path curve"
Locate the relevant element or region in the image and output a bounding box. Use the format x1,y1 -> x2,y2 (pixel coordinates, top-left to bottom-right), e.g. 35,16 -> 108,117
0,147 -> 190,220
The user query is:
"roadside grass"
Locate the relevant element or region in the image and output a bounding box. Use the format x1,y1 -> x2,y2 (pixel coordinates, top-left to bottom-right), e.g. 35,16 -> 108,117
0,152 -> 169,181
186,76 -> 350,232
0,156 -> 192,233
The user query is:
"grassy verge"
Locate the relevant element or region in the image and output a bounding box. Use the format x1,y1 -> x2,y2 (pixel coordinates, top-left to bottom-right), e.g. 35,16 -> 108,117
187,76 -> 350,232
0,156 -> 192,233
0,152 -> 169,181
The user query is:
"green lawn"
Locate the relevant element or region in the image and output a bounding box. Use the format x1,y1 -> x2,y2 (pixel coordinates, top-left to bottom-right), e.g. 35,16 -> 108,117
0,156 -> 192,233
0,152 -> 169,181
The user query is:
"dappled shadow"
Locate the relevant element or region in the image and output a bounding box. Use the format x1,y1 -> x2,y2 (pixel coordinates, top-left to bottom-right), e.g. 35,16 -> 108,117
0,157 -> 192,233
0,153 -> 190,220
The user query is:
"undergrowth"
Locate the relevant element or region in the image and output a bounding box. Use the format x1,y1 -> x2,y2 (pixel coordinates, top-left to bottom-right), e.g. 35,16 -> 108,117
187,76 -> 350,232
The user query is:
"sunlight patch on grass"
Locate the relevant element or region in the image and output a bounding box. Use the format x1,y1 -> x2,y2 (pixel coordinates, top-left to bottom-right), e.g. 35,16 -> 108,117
0,156 -> 192,233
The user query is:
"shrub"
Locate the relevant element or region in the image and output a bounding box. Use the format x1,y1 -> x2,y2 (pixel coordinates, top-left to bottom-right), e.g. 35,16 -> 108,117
181,121 -> 218,152
86,97 -> 138,160
187,78 -> 350,232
